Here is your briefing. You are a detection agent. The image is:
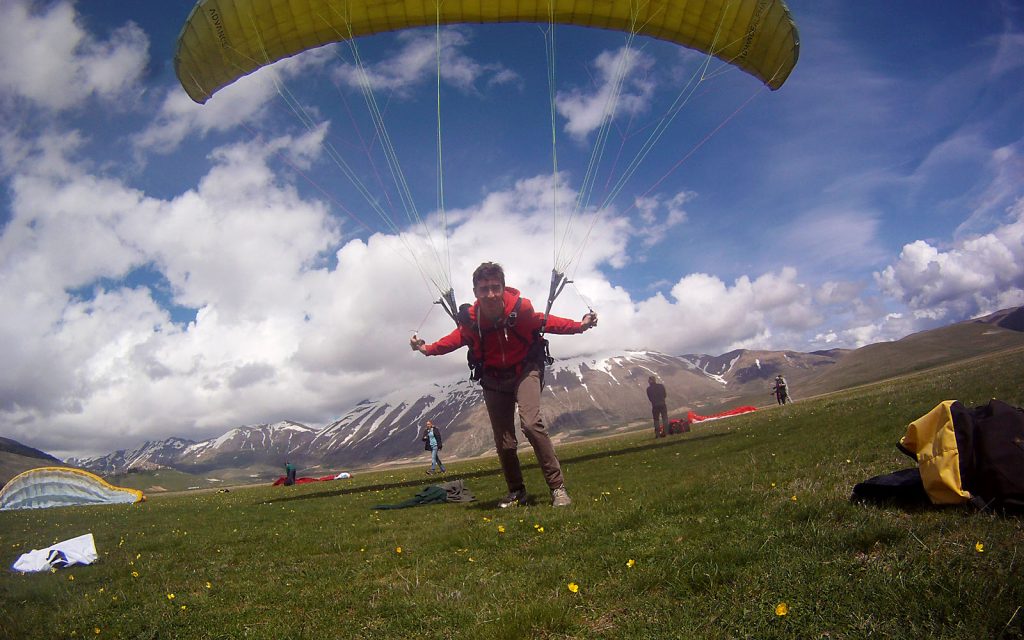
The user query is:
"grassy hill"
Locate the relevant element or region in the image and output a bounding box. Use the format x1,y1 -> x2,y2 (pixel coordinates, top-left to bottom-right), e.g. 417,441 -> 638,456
799,321 -> 1024,399
1,346 -> 1022,639
0,438 -> 65,488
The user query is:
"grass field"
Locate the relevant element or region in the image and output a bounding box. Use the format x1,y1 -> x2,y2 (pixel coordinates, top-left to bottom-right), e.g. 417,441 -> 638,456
2,347 -> 1022,639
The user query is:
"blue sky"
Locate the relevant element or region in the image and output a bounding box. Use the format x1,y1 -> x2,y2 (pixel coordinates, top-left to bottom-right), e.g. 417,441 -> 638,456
1,0 -> 1022,458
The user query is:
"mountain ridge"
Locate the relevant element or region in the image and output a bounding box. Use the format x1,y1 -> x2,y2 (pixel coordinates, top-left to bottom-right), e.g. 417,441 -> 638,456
7,306 -> 1023,484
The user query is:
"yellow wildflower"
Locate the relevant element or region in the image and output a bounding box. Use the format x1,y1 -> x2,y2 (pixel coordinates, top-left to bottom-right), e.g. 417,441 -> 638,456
626,559 -> 635,568
167,593 -> 175,600
537,526 -> 544,533
180,605 -> 187,611
497,525 -> 505,534
131,571 -> 139,578
568,582 -> 579,593
95,628 -> 101,635
68,575 -> 74,581
205,581 -> 212,589
975,542 -> 984,553
790,495 -> 797,502
395,546 -> 402,554
775,602 -> 789,616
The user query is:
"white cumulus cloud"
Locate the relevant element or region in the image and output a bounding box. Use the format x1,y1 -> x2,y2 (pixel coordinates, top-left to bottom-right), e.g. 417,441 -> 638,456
876,197 -> 1024,318
0,0 -> 148,111
332,28 -> 516,95
556,47 -> 655,140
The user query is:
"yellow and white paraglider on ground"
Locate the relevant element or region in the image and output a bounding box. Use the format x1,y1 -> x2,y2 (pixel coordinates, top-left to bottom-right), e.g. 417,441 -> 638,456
0,467 -> 145,511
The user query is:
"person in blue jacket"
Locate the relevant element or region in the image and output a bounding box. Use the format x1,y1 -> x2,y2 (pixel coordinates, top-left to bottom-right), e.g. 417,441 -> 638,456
422,420 -> 446,474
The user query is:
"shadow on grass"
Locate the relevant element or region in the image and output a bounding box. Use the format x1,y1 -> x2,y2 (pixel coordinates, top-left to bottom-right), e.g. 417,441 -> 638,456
259,431 -> 729,507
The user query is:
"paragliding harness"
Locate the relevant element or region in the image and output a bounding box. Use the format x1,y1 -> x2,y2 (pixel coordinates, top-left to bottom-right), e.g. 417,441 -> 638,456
668,418 -> 691,435
458,298 -> 553,384
851,399 -> 1024,512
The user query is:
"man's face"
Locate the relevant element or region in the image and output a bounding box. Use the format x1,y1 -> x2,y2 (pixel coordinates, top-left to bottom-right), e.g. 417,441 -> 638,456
474,277 -> 505,318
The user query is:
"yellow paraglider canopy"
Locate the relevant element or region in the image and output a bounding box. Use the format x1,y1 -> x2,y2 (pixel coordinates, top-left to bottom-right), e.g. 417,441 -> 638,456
0,467 -> 145,511
175,0 -> 800,103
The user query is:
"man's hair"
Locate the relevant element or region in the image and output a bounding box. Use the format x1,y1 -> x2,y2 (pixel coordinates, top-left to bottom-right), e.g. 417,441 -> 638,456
472,262 -> 505,288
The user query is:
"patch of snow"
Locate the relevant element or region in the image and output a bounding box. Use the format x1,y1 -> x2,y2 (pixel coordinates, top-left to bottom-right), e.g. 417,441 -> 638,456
212,428 -> 243,449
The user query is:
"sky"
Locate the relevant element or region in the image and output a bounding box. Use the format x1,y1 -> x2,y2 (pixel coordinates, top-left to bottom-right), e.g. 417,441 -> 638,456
1,0 -> 1022,459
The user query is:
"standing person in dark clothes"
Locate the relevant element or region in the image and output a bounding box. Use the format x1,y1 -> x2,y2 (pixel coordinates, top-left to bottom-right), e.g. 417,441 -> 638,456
421,420 -> 446,474
773,374 -> 791,405
284,461 -> 297,486
410,262 -> 597,508
647,376 -> 669,437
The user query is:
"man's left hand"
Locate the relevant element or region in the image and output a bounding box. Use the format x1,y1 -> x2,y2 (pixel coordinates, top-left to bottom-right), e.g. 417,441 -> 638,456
581,312 -> 598,331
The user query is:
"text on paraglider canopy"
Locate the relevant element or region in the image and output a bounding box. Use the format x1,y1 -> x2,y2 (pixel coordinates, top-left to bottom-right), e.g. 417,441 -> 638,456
208,8 -> 229,50
738,0 -> 770,63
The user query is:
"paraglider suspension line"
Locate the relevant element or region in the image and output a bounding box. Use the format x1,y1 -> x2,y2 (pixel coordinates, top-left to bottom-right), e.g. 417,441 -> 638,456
541,269 -> 571,334
436,288 -> 459,326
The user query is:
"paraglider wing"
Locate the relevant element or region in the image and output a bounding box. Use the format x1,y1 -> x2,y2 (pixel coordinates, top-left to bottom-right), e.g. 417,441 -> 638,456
175,0 -> 800,104
0,467 -> 145,511
686,406 -> 757,423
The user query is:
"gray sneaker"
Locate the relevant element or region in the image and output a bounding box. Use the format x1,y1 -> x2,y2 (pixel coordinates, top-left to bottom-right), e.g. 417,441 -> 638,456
551,487 -> 572,507
498,488 -> 527,508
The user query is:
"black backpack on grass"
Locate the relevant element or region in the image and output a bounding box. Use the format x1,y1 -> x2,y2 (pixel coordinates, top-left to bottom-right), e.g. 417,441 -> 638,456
853,399 -> 1024,512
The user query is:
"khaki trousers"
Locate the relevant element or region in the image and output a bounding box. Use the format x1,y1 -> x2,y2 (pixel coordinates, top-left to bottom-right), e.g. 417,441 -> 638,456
482,366 -> 564,492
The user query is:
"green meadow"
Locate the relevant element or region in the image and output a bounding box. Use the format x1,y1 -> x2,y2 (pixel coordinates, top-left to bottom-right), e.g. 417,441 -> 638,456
2,347 -> 1022,639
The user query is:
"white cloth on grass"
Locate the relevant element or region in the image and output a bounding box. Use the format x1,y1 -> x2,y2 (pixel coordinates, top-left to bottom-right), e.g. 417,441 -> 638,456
12,533 -> 98,572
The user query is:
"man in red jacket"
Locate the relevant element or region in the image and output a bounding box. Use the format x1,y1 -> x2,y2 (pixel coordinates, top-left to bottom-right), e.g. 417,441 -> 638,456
411,262 -> 597,508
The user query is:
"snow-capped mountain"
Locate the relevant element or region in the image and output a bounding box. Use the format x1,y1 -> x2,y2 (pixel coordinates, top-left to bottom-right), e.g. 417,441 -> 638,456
69,349 -> 857,475
66,437 -> 197,474
680,348 -> 846,386
299,349 -> 763,468
55,307 -> 1024,477
69,422 -> 318,475
176,421 -> 319,471
307,377 -> 487,464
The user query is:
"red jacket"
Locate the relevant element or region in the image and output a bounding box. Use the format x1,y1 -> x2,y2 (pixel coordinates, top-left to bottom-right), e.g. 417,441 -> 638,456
423,287 -> 583,369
